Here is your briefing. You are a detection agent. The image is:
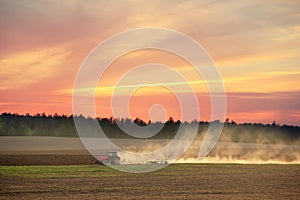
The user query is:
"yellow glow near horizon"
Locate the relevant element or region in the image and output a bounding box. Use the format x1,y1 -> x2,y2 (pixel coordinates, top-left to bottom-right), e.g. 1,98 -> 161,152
58,69 -> 300,96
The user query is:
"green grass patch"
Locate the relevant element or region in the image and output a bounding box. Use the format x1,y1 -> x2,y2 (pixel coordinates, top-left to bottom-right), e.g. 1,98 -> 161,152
0,165 -> 121,178
0,164 -> 223,178
1,163 -> 289,178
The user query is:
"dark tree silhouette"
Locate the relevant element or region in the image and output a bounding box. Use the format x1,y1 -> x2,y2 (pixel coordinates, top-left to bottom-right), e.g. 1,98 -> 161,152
0,113 -> 299,143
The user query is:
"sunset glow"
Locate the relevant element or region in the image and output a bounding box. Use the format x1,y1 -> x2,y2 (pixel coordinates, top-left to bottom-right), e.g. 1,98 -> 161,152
0,0 -> 299,125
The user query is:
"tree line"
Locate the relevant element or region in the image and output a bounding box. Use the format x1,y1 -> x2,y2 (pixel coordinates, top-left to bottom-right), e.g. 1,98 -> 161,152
0,113 -> 299,143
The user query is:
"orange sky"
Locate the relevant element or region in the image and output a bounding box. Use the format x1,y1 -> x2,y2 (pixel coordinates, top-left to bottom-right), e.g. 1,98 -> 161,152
0,0 -> 299,125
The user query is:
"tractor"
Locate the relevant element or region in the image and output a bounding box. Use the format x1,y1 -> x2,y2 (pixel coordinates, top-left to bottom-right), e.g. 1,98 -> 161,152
96,151 -> 121,165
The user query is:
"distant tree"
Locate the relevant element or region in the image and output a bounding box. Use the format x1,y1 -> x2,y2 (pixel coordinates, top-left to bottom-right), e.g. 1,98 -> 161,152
133,118 -> 147,126
0,113 -> 299,143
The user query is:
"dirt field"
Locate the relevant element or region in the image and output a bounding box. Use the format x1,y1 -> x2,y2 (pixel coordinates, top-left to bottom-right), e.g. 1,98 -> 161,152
0,137 -> 299,199
0,136 -> 94,166
1,164 -> 300,199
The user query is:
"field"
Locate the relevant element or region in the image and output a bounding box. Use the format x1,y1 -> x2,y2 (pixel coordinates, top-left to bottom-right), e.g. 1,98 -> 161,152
1,164 -> 299,199
0,137 -> 299,199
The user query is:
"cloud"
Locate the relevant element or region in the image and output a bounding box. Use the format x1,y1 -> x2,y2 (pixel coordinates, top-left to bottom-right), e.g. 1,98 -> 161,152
0,46 -> 70,89
0,0 -> 130,56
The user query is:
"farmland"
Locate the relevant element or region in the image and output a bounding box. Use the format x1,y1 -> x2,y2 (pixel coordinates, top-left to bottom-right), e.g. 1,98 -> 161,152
0,136 -> 299,199
1,164 -> 300,199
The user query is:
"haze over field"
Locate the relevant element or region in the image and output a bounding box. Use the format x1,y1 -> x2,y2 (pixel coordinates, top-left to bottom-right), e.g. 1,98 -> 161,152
1,136 -> 299,164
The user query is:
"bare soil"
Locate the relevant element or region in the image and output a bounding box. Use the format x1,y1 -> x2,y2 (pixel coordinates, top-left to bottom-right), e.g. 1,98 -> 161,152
1,164 -> 299,199
0,154 -> 95,166
1,137 -> 299,199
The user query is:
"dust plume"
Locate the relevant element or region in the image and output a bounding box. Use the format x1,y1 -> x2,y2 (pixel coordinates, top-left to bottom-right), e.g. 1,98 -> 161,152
118,126 -> 300,164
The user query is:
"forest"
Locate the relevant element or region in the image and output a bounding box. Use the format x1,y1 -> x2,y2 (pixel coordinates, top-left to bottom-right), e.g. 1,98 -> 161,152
0,112 -> 299,143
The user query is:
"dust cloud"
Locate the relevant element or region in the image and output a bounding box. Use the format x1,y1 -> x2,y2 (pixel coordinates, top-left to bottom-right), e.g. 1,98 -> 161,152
118,128 -> 300,164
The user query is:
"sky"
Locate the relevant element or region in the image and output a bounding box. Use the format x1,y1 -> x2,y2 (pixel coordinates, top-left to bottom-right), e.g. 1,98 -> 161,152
0,0 -> 299,125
